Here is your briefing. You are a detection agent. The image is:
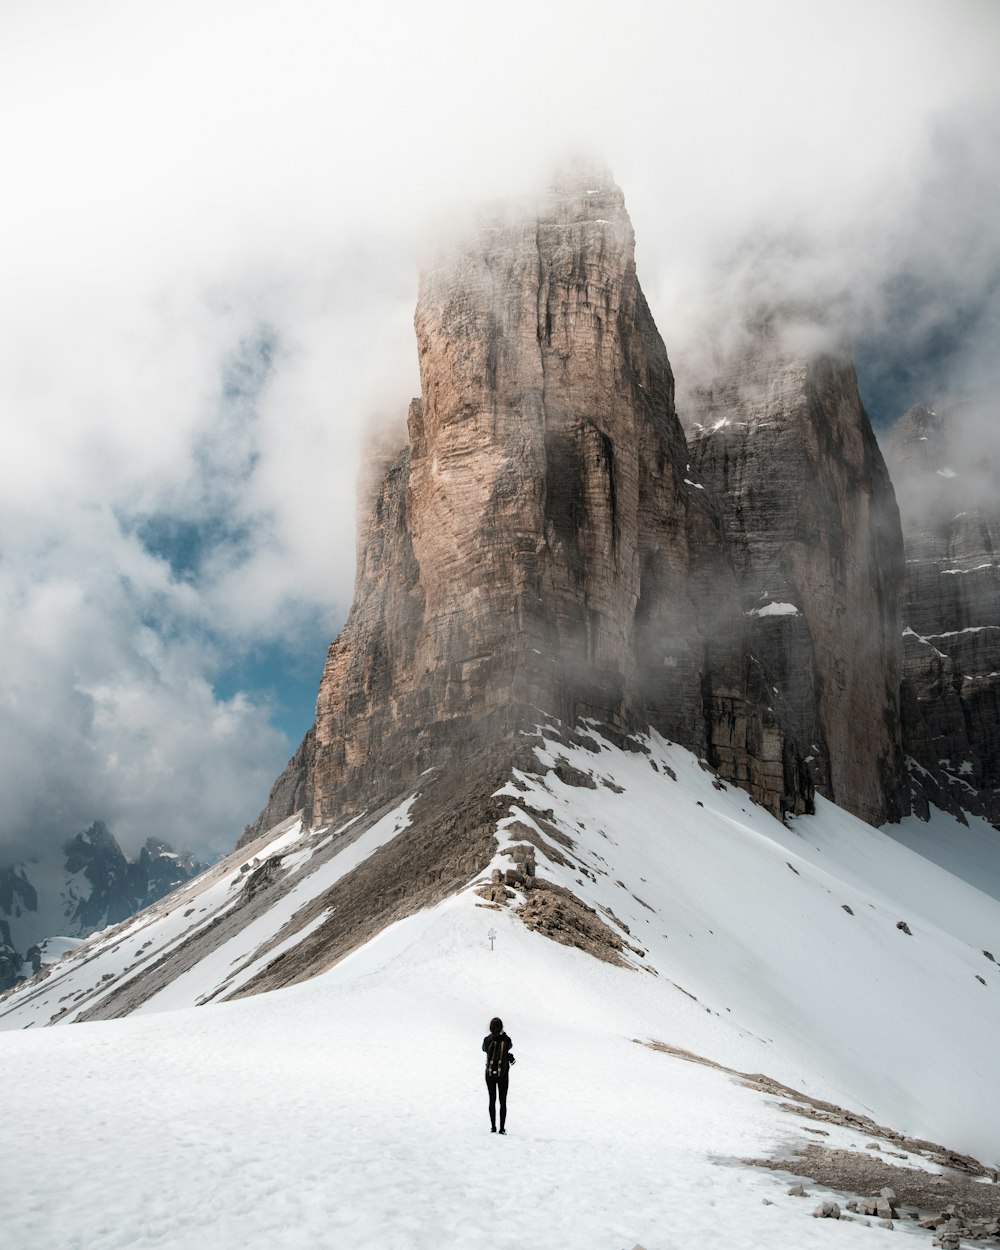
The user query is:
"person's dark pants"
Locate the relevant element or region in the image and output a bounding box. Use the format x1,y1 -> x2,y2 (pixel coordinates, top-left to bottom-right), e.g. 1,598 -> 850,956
486,1071 -> 508,1130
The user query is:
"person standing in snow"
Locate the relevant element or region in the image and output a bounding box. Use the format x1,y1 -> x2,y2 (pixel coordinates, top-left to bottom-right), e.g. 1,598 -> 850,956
483,1016 -> 515,1134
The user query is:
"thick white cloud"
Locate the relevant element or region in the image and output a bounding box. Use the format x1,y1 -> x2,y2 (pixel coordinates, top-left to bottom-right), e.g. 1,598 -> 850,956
0,0 -> 996,859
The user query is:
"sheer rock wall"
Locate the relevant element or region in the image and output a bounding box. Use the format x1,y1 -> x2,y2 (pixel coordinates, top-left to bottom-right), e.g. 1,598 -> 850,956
886,404 -> 1000,826
249,179 -> 921,844
299,175 -> 815,832
686,325 -> 908,827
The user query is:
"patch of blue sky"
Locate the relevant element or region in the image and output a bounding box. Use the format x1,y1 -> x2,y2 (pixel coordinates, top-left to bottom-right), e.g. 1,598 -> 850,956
122,322 -> 332,746
191,326 -> 275,485
213,634 -> 328,746
856,268 -> 1000,429
222,330 -> 275,402
126,325 -> 278,582
134,513 -> 256,584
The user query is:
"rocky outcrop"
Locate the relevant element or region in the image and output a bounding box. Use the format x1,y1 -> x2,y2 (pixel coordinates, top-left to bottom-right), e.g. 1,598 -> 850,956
299,169 -> 815,834
0,920 -> 21,991
884,404 -> 1000,825
685,316 -> 908,826
238,727 -> 313,849
248,175 -> 946,847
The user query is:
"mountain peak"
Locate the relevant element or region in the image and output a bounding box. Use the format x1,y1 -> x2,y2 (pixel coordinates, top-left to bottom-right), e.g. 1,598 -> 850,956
271,173 -> 830,841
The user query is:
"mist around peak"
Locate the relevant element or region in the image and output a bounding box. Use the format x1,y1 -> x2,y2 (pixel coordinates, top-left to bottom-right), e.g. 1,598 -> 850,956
0,0 -> 997,865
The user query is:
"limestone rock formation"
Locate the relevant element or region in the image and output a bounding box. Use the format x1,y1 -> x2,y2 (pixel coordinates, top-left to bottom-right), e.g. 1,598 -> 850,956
251,175 -> 928,848
884,403 -> 1000,825
685,315 -> 908,826
259,169 -> 819,840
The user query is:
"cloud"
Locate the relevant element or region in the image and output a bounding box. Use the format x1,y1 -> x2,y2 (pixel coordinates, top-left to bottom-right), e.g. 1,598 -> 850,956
0,513 -> 287,861
0,0 -> 997,861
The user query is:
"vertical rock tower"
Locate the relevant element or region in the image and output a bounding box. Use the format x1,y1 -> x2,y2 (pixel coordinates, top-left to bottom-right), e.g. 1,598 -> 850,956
251,171 -> 912,846
886,403 -> 1000,825
297,170 -> 812,833
686,317 -> 908,826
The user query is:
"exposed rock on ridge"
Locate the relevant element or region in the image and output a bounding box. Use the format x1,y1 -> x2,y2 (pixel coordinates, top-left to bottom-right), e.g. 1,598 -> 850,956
685,316 -> 908,826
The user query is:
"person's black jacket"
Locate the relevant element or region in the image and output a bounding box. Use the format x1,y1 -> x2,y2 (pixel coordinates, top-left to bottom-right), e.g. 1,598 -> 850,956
483,1032 -> 515,1076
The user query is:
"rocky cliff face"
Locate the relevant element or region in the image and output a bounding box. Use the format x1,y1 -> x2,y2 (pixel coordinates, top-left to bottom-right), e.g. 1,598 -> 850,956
12,179 -> 970,1023
885,404 -> 1000,825
250,171 -> 821,845
685,318 -> 908,827
251,176 -> 929,851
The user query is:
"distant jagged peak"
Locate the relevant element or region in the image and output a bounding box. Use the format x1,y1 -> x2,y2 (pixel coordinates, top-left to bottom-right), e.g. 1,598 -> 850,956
678,298 -> 855,436
884,401 -> 950,467
63,820 -> 127,876
65,819 -> 118,852
0,821 -> 209,991
884,395 -> 999,526
885,396 -> 987,465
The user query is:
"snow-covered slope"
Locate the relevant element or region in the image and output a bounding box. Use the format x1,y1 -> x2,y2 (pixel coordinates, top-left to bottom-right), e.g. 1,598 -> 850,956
4,725 -> 1000,1179
0,801 -> 417,1024
2,889 -> 950,1250
885,804 -> 1000,904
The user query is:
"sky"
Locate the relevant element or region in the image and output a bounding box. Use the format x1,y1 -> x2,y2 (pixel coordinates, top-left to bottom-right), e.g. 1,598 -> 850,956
0,0 -> 997,863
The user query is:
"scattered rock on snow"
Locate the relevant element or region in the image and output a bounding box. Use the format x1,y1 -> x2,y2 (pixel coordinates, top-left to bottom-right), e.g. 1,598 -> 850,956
241,855 -> 284,901
507,844 -> 537,877
876,1195 -> 897,1220
553,760 -> 597,789
933,1217 -> 963,1248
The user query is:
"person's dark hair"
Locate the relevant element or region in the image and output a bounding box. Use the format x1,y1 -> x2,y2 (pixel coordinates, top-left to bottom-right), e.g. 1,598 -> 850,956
489,1017 -> 503,1035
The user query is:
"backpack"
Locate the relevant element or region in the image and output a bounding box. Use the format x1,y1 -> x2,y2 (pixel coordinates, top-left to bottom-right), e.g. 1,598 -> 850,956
486,1035 -> 506,1076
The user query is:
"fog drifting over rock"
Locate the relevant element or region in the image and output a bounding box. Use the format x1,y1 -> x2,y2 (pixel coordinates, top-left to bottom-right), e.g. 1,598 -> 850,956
0,0 -> 997,860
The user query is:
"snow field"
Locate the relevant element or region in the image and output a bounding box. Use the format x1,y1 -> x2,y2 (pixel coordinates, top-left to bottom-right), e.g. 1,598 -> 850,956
5,726 -> 1000,1247
886,804 -> 1000,904
492,729 -> 1000,1161
1,890 -> 896,1250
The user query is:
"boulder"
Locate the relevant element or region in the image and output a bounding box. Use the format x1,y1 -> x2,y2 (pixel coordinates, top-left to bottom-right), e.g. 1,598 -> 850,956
812,1200 -> 841,1219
